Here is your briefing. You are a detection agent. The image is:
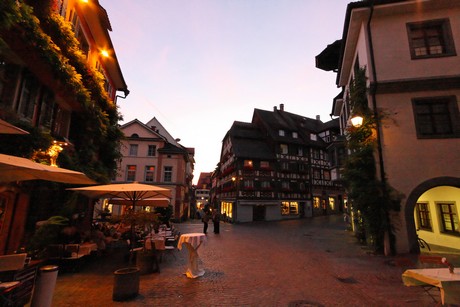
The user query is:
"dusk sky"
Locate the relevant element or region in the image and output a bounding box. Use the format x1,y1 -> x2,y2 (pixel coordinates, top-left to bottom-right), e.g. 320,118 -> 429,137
99,0 -> 351,184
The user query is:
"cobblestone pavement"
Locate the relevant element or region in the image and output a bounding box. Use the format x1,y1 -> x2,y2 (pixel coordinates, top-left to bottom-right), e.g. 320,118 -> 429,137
51,215 -> 447,306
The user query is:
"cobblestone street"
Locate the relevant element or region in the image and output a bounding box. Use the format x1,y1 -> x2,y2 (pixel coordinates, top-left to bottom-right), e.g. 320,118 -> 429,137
52,215 -> 442,306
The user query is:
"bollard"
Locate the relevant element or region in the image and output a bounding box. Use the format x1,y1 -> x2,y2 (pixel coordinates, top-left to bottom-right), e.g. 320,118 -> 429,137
31,265 -> 59,307
112,267 -> 140,301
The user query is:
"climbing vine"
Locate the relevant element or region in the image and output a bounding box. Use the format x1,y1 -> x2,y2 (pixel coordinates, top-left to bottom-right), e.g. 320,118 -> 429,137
341,67 -> 401,254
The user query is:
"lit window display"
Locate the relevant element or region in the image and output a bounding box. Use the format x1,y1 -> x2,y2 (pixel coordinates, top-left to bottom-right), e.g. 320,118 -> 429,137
329,197 -> 335,210
281,201 -> 299,215
313,197 -> 320,209
221,202 -> 233,219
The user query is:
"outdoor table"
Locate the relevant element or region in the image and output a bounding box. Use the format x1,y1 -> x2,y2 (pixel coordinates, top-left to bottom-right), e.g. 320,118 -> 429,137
402,268 -> 460,305
177,233 -> 206,278
78,243 -> 98,256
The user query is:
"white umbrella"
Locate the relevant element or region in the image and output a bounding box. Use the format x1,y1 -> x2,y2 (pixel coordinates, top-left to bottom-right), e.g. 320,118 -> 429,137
0,153 -> 95,184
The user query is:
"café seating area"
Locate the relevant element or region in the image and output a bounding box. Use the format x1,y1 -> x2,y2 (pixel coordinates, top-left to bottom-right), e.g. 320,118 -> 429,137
0,254 -> 37,306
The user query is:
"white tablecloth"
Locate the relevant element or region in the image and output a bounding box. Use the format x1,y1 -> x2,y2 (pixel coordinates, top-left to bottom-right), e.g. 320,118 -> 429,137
78,243 -> 98,256
402,268 -> 460,305
178,233 -> 206,250
177,233 -> 206,278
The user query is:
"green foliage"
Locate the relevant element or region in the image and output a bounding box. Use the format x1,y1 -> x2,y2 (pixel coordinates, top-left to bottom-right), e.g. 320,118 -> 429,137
155,205 -> 174,225
342,66 -> 398,253
0,1 -> 124,182
26,216 -> 69,257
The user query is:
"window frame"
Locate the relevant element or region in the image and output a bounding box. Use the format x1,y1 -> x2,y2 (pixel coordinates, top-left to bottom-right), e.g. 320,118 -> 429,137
145,165 -> 155,182
163,166 -> 173,183
416,202 -> 432,231
412,96 -> 460,139
406,18 -> 456,59
126,165 -> 136,182
129,144 -> 139,156
147,145 -> 156,157
437,202 -> 459,235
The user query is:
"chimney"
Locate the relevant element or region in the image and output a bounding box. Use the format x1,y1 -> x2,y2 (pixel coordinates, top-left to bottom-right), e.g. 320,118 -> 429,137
316,115 -> 320,121
280,104 -> 284,111
274,106 -> 277,111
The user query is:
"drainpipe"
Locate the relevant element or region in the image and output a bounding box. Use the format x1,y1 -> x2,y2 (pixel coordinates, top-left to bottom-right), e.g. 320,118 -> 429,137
367,1 -> 393,255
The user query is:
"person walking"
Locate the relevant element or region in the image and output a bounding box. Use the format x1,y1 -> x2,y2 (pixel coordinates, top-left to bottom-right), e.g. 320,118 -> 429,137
202,209 -> 210,234
212,210 -> 220,234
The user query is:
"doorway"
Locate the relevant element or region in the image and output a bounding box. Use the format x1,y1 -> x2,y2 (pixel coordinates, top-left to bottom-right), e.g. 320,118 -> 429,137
253,205 -> 265,221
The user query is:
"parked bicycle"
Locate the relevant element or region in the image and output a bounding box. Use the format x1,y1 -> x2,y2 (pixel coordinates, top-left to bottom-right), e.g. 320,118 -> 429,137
417,235 -> 431,251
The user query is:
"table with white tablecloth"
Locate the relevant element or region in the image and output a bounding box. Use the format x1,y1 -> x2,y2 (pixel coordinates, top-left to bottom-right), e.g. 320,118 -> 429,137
402,268 -> 460,305
177,233 -> 206,278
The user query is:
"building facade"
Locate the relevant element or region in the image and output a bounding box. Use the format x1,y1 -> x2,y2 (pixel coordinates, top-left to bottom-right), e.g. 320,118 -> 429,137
108,118 -> 194,222
213,105 -> 346,223
0,0 -> 127,254
317,0 -> 460,253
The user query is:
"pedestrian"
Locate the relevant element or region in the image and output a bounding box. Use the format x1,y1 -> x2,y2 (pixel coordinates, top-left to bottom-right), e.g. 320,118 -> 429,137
202,209 -> 210,234
212,210 -> 220,234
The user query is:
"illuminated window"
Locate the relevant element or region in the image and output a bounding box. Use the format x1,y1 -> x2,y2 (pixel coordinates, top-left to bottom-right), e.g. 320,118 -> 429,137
260,161 -> 270,169
280,144 -> 288,154
313,197 -> 320,209
292,131 -> 298,138
416,202 -> 432,230
329,197 -> 335,210
281,201 -> 299,215
438,203 -> 458,234
126,165 -> 136,181
244,160 -> 253,168
145,166 -> 155,182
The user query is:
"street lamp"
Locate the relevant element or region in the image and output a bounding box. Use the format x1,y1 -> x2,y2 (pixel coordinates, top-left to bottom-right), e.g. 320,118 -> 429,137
351,115 -> 364,127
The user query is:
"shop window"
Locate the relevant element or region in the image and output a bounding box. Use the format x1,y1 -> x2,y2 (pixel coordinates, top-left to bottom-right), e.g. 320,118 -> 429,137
281,201 -> 299,215
416,202 -> 432,231
313,197 -> 320,209
329,197 -> 335,210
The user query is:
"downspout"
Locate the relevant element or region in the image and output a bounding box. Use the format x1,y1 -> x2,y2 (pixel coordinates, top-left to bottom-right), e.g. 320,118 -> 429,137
367,1 -> 393,255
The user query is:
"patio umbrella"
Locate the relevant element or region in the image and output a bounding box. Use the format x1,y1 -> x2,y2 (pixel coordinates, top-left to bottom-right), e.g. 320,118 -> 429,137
68,182 -> 172,249
0,119 -> 29,135
0,153 -> 95,184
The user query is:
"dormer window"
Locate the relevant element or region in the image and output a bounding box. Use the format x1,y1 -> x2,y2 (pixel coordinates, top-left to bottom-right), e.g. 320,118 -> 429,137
279,129 -> 285,136
292,131 -> 298,138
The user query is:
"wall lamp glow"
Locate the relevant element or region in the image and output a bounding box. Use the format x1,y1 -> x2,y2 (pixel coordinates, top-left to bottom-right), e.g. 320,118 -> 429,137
351,115 -> 364,128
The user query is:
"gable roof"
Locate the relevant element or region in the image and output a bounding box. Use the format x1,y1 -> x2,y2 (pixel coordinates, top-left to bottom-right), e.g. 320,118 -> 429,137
228,121 -> 275,160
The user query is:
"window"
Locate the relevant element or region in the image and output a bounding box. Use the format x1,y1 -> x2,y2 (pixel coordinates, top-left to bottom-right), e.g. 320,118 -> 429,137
243,180 -> 254,189
407,19 -> 456,59
292,131 -> 298,138
299,182 -> 306,190
279,129 -> 285,136
313,169 -> 321,179
126,165 -> 136,181
297,147 -> 303,156
129,144 -> 138,156
281,181 -> 290,190
438,203 -> 458,234
163,166 -> 172,182
147,145 -> 156,156
145,166 -> 155,182
281,202 -> 299,215
329,197 -> 335,210
281,162 -> 289,171
310,134 -> 317,141
260,161 -> 270,169
323,170 -> 331,181
313,196 -> 320,209
412,96 -> 459,138
244,160 -> 253,169
261,181 -> 271,189
416,202 -> 432,230
280,144 -> 288,154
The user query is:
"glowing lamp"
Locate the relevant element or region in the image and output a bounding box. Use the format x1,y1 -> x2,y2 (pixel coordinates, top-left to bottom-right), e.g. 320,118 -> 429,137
351,115 -> 364,128
101,50 -> 109,58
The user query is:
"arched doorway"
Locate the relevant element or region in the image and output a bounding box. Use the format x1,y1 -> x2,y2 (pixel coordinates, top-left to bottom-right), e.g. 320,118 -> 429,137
405,177 -> 460,253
